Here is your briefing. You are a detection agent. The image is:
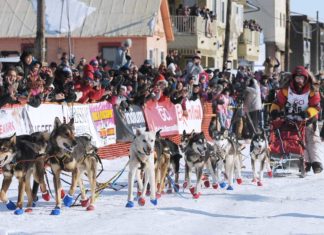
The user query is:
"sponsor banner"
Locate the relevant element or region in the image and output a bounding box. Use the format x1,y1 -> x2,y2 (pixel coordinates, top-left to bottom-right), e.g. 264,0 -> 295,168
62,103 -> 101,147
89,101 -> 116,147
175,100 -> 203,134
143,99 -> 178,136
25,103 -> 64,133
114,104 -> 146,142
0,106 -> 32,137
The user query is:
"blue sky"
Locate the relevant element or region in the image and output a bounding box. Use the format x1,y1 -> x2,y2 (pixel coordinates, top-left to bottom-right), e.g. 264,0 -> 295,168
291,0 -> 324,21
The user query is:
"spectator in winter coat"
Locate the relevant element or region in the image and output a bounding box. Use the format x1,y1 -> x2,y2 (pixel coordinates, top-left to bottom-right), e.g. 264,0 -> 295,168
113,39 -> 132,70
16,50 -> 33,97
243,77 -> 262,137
271,66 -> 322,174
0,67 -> 20,107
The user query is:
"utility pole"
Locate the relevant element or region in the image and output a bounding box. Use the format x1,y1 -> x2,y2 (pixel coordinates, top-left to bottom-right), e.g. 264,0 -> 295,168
316,11 -> 320,73
223,0 -> 232,71
35,0 -> 46,63
284,0 -> 290,71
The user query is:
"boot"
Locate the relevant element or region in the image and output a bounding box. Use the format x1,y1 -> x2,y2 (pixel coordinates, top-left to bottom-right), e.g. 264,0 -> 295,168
305,162 -> 312,172
311,162 -> 323,174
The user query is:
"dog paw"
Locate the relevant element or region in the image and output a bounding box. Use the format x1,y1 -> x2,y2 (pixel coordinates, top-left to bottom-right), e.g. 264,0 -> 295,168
268,171 -> 273,177
193,192 -> 201,199
226,185 -> 234,190
156,193 -> 162,199
138,197 -> 145,206
252,178 -> 258,183
219,182 -> 227,188
32,201 -> 36,207
212,183 -> 219,189
150,199 -> 157,206
25,208 -> 33,213
166,188 -> 172,194
189,186 -> 195,196
42,191 -> 51,201
14,208 -> 24,215
81,198 -> 90,207
204,180 -> 210,188
63,194 -> 74,207
6,200 -> 17,210
50,206 -> 61,215
257,181 -> 263,187
183,181 -> 188,189
86,205 -> 95,211
145,190 -> 151,196
61,190 -> 65,199
33,196 -> 39,202
125,201 -> 134,208
236,178 -> 243,185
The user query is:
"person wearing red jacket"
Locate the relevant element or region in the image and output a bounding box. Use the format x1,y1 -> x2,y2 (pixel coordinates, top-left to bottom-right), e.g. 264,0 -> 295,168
270,66 -> 322,174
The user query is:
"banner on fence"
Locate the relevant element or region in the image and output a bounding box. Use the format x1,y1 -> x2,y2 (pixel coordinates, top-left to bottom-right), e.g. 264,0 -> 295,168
175,100 -> 203,134
89,101 -> 116,147
144,99 -> 178,136
114,104 -> 146,142
25,103 -> 64,133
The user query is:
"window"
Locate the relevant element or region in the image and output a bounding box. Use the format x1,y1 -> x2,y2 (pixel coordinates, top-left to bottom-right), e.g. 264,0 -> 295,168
212,0 -> 217,18
161,51 -> 165,63
101,47 -> 118,67
99,42 -> 120,67
221,1 -> 225,23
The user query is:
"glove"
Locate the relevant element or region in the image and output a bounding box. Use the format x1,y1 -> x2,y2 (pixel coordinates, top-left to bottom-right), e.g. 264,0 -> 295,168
270,110 -> 280,120
299,111 -> 309,119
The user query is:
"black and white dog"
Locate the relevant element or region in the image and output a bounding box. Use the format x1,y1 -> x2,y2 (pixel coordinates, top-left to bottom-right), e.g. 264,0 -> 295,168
250,131 -> 272,186
212,129 -> 242,190
181,131 -> 210,198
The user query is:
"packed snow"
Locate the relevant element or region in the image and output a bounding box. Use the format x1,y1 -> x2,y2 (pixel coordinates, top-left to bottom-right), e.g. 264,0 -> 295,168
0,145 -> 324,235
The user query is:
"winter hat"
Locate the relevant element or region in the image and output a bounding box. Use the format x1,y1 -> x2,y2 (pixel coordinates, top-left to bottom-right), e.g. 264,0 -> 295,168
123,38 -> 132,48
292,66 -> 308,79
90,59 -> 99,67
155,74 -> 168,87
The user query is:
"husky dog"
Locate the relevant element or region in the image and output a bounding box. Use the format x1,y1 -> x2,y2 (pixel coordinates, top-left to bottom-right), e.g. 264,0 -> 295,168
212,129 -> 242,190
126,129 -> 157,208
0,131 -> 50,215
47,117 -> 98,215
154,130 -> 171,198
250,131 -> 272,186
165,138 -> 182,193
182,131 -> 208,199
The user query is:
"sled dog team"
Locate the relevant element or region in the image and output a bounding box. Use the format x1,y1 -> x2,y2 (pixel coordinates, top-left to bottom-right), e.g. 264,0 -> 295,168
0,118 -> 270,213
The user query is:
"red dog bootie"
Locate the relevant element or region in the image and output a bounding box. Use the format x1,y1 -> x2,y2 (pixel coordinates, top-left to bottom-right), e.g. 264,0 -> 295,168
138,197 -> 145,206
42,191 -> 51,201
212,183 -> 219,189
61,190 -> 65,199
268,171 -> 273,177
236,178 -> 243,185
81,198 -> 90,207
189,186 -> 195,196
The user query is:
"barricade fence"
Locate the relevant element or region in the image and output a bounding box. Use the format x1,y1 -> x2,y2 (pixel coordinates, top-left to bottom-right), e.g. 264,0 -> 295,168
0,99 -> 212,159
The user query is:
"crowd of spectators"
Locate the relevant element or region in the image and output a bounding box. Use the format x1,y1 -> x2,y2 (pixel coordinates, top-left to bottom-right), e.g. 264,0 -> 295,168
0,38 -> 289,139
243,19 -> 263,32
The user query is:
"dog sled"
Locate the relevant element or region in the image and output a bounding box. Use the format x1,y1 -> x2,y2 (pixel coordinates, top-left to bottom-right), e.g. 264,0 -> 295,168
269,114 -> 307,177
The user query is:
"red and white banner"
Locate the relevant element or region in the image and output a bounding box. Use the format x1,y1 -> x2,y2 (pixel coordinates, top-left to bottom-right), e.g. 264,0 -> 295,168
144,99 -> 178,136
175,100 -> 203,134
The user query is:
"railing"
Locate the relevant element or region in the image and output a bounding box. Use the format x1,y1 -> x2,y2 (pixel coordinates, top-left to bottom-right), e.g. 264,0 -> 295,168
170,15 -> 217,37
171,15 -> 197,35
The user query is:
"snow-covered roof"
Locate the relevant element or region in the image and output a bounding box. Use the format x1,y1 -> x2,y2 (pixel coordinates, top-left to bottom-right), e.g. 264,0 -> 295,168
0,0 -> 162,38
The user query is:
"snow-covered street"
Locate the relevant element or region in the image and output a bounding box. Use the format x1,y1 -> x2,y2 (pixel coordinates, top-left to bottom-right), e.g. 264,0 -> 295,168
0,148 -> 324,235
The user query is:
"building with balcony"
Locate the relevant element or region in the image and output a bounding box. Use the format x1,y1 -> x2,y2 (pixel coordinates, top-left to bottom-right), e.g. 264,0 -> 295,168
245,0 -> 286,68
168,0 -> 244,70
289,15 -> 313,71
238,20 -> 261,67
